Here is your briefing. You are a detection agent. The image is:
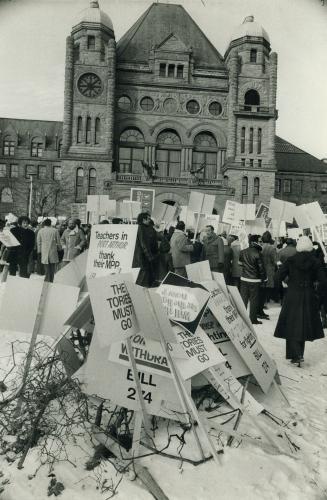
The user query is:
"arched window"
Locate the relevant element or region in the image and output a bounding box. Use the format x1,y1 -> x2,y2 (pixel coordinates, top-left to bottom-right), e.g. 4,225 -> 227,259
75,167 -> 84,202
254,177 -> 260,196
257,128 -> 262,154
77,116 -> 83,144
88,168 -> 97,195
242,176 -> 248,196
1,187 -> 13,203
31,138 -> 43,157
3,136 -> 15,156
192,132 -> 218,179
86,117 -> 92,144
240,127 -> 246,154
244,89 -> 260,110
249,127 -> 254,154
119,128 -> 144,174
95,118 -> 101,145
156,129 -> 181,178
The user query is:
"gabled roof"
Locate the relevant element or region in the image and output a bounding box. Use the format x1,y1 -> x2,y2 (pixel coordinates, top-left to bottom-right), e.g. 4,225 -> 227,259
275,136 -> 327,175
117,2 -> 225,70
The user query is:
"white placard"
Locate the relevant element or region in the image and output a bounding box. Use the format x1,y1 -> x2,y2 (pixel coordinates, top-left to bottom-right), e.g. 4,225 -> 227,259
54,250 -> 88,288
268,197 -> 295,223
0,230 -> 20,248
87,195 -> 111,214
86,224 -> 138,279
186,260 -> 212,283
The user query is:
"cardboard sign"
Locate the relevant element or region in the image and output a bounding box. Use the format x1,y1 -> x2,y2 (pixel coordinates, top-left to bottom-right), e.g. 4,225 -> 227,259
223,201 -> 255,224
76,330 -> 185,418
245,218 -> 266,236
157,272 -> 210,334
86,224 -> 138,279
172,325 -> 225,380
229,220 -> 245,237
186,260 -> 212,283
205,364 -> 264,417
200,308 -> 251,378
70,203 -> 87,224
0,230 -> 20,248
131,188 -> 155,214
256,203 -> 271,228
64,293 -> 92,329
0,276 -> 79,338
271,219 -> 287,238
117,201 -> 141,220
295,201 -> 326,229
151,203 -> 176,226
268,197 -> 295,223
87,195 -> 111,214
188,191 -> 215,215
198,214 -> 220,233
87,273 -> 139,345
222,200 -> 238,225
287,227 -> 302,240
54,250 -> 88,288
202,280 -> 277,393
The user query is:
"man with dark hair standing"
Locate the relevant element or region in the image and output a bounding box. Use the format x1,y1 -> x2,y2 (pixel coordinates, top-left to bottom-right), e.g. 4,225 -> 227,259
8,215 -> 35,278
170,221 -> 193,278
132,212 -> 158,287
37,218 -> 62,282
239,234 -> 267,325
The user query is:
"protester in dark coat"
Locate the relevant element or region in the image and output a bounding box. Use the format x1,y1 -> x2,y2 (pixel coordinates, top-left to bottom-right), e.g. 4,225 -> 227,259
187,230 -> 203,264
230,235 -> 241,288
132,212 -> 158,287
274,236 -> 327,365
261,231 -> 278,301
223,240 -> 233,285
201,225 -> 224,272
276,238 -> 297,304
156,230 -> 173,283
239,234 -> 267,324
8,216 -> 35,278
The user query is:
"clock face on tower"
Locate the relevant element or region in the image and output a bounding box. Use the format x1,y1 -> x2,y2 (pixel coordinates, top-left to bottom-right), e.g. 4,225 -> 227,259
77,73 -> 103,98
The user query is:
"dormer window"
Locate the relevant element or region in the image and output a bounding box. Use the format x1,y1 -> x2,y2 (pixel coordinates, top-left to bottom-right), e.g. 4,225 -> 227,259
87,35 -> 95,50
250,49 -> 257,63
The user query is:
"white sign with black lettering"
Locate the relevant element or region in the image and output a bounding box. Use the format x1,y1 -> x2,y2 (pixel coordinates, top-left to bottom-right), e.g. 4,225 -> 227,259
205,364 -> 264,417
200,308 -> 251,378
203,280 -> 277,394
172,325 -> 225,380
76,330 -> 187,418
87,273 -> 139,345
86,224 -> 138,278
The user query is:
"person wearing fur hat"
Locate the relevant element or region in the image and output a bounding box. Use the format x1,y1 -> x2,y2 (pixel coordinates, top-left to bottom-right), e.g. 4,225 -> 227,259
274,236 -> 327,366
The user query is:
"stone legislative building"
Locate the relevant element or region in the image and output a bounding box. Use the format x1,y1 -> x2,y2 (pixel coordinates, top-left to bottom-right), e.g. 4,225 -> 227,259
0,1 -> 326,219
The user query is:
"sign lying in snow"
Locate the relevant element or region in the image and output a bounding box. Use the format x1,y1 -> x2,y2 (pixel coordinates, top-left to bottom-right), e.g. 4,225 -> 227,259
86,224 -> 138,278
157,272 -> 210,334
202,280 -> 277,393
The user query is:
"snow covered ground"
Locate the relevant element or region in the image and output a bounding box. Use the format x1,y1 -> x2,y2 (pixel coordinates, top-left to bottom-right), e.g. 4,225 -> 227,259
0,293 -> 327,500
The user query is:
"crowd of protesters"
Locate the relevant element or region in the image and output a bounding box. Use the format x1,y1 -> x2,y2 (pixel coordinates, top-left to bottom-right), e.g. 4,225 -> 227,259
1,211 -> 326,366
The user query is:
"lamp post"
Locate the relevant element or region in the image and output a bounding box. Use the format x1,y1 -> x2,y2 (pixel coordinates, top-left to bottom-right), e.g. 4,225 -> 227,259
28,174 -> 37,219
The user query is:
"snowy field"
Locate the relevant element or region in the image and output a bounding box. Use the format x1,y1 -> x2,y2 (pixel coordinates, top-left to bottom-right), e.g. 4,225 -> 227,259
0,283 -> 327,500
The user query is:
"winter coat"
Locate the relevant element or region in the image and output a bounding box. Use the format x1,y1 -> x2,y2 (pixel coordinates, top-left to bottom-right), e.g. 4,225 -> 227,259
170,230 -> 193,269
231,240 -> 241,278
274,252 -> 327,342
239,243 -> 267,282
37,226 -> 62,264
223,244 -> 233,285
156,231 -> 173,282
61,227 -> 86,262
201,234 -> 224,272
132,224 -> 158,287
8,226 -> 35,263
262,243 -> 277,288
278,244 -> 297,265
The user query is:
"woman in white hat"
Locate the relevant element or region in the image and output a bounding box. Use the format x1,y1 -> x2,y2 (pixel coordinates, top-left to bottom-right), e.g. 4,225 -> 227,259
274,236 -> 327,366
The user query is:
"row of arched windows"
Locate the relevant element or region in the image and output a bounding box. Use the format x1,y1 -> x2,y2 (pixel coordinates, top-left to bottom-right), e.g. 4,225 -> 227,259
118,128 -> 225,179
76,117 -> 101,145
242,176 -> 260,196
240,127 -> 262,155
75,167 -> 97,201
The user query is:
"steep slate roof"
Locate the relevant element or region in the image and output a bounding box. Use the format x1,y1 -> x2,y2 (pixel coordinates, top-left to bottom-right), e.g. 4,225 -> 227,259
275,136 -> 327,175
117,2 -> 225,69
0,117 -> 62,137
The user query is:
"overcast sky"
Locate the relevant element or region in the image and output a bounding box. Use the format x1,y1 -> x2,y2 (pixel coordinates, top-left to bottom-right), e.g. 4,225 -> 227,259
0,0 -> 326,158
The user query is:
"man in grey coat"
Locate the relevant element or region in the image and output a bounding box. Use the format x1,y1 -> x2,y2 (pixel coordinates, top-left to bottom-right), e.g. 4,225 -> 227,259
170,221 -> 193,278
37,218 -> 62,282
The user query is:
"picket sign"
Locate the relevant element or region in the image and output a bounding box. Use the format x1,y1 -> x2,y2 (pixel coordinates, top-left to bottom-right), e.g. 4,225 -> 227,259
188,192 -> 215,242
287,227 -> 302,240
54,250 -> 88,288
222,201 -> 255,225
0,229 -> 20,248
185,260 -> 212,283
151,203 -> 176,228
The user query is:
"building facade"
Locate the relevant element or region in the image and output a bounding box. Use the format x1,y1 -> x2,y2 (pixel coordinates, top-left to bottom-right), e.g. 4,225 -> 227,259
0,1 -> 326,219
